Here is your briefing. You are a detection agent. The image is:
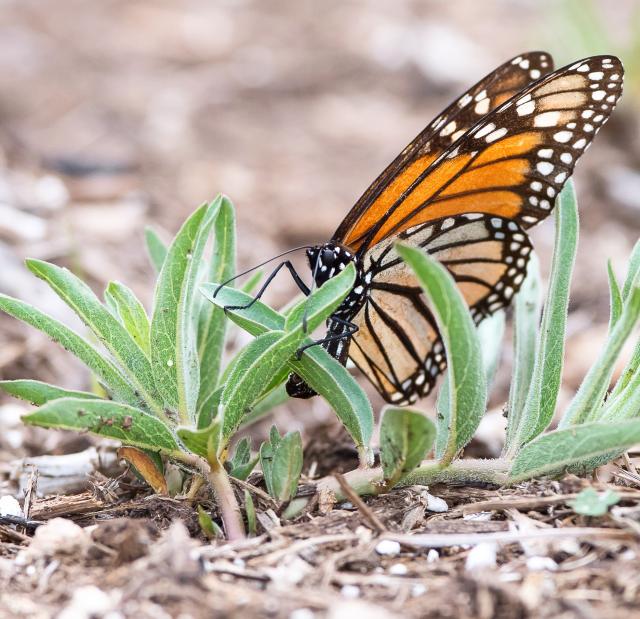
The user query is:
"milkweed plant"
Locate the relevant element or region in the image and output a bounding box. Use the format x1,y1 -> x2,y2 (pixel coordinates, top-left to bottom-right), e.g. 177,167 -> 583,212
2,183 -> 640,539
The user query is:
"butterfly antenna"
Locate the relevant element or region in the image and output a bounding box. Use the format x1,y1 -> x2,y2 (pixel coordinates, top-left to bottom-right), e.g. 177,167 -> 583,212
213,245 -> 313,297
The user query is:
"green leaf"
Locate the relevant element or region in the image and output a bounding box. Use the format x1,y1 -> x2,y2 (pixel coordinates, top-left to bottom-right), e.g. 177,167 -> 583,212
227,437 -> 259,480
150,198 -> 221,424
145,227 -> 168,273
197,505 -> 223,540
504,254 -> 542,456
510,181 -> 579,448
598,346 -> 640,422
568,488 -> 620,517
203,279 -> 373,463
241,270 -> 263,295
222,331 -> 299,442
560,285 -> 640,427
197,197 -> 237,423
176,418 -> 222,460
622,240 -> 640,301
0,294 -> 141,408
380,406 -> 436,487
105,281 -> 151,355
25,259 -> 165,419
244,490 -> 257,536
0,380 -> 101,406
200,284 -> 285,335
477,310 -> 505,390
508,419 -> 640,483
263,430 -> 303,502
22,398 -> 181,455
397,243 -> 486,466
607,260 -> 623,331
240,383 -> 289,428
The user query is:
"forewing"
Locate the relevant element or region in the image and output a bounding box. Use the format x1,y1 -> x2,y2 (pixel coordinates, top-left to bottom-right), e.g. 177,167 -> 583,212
333,52 -> 554,245
339,55 -> 623,252
349,214 -> 532,404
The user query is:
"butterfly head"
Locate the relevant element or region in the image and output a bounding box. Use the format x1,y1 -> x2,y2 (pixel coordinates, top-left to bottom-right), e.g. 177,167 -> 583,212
307,242 -> 356,287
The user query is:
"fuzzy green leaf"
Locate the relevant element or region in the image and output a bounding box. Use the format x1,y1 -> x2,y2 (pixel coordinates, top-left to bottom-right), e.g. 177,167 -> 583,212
380,407 -> 436,487
227,437 -> 259,480
511,182 -> 579,448
0,294 -> 141,408
560,285 -> 640,427
0,380 -> 101,406
568,488 -> 620,517
397,243 -> 486,465
607,260 -> 623,331
477,310 -> 505,390
622,240 -> 640,301
145,227 -> 168,273
509,419 -> 640,483
270,431 -> 303,502
105,281 -> 151,355
197,197 -> 237,423
504,254 -> 542,456
22,398 -> 180,455
244,490 -> 257,536
150,198 -> 221,424
176,418 -> 222,459
25,259 -> 165,418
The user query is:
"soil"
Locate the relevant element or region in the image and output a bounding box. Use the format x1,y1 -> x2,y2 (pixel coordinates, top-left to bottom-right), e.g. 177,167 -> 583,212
2,1 -> 640,617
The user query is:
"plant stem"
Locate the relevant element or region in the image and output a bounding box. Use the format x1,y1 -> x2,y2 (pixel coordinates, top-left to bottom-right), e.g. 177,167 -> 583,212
283,458 -> 510,519
172,452 -> 246,540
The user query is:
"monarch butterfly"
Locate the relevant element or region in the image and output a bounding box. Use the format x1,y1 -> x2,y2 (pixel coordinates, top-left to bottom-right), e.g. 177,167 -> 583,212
240,52 -> 624,405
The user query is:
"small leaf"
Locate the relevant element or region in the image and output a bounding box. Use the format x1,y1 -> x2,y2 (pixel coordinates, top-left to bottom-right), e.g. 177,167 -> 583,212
397,243 -> 486,465
26,259 -> 165,418
560,285 -> 640,426
227,437 -> 259,480
504,254 -> 542,456
197,197 -> 237,423
477,310 -> 505,390
0,379 -> 101,406
177,418 -> 222,460
241,271 -> 263,295
380,407 -> 436,487
0,295 -> 141,408
607,260 -> 623,331
622,240 -> 640,301
240,384 -> 289,429
105,281 -> 151,355
145,227 -> 168,273
244,490 -> 257,536
568,488 -> 620,517
270,431 -> 303,502
150,198 -> 221,424
22,398 -> 181,456
508,419 -> 640,483
197,505 -> 223,540
510,181 -> 579,448
117,446 -> 168,494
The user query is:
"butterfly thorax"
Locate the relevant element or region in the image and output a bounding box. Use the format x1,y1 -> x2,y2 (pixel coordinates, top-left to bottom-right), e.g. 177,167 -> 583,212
307,242 -> 366,319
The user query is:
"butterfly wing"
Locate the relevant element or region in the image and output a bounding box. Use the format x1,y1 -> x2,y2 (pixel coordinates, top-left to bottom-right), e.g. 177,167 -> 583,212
348,214 -> 532,404
337,55 -> 623,253
338,52 -> 555,241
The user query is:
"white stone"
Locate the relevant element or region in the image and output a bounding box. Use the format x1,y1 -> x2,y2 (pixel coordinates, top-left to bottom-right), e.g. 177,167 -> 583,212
0,495 -> 23,518
375,540 -> 401,556
465,542 -> 497,571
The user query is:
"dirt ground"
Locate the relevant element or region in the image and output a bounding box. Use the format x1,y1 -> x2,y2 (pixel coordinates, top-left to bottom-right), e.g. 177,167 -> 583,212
2,1 -> 640,617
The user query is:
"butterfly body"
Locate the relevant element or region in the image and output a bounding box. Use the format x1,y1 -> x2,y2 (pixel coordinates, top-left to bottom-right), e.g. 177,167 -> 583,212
282,52 -> 623,405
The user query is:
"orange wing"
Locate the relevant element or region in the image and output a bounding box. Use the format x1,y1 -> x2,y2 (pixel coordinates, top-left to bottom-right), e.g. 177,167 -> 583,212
335,52 -> 554,244
336,55 -> 623,253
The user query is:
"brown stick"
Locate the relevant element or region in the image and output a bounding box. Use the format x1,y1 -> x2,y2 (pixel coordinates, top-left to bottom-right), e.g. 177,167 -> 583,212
334,473 -> 386,533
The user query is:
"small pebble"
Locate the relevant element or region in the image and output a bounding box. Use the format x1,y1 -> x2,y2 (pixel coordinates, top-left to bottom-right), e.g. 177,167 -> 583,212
375,540 -> 400,556
0,495 -> 23,518
290,609 -> 315,619
389,563 -> 408,575
426,549 -> 439,563
526,556 -> 558,572
425,494 -> 448,513
411,584 -> 427,597
340,585 -> 360,599
465,542 -> 497,571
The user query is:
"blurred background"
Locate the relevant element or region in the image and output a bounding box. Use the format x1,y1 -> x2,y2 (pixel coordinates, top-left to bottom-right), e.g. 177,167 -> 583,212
1,0 -> 639,462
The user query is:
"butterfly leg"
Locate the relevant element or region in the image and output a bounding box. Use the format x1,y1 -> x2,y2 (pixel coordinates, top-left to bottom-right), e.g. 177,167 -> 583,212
220,260 -> 310,313
294,316 -> 358,360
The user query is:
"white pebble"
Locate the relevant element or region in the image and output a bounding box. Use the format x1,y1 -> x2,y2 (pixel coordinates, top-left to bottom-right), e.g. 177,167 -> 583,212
340,585 -> 360,599
426,549 -> 439,563
57,586 -> 117,619
0,495 -> 23,518
290,609 -> 315,619
389,563 -> 408,575
465,542 -> 497,571
375,540 -> 401,556
411,584 -> 427,597
526,556 -> 558,571
426,494 -> 449,513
